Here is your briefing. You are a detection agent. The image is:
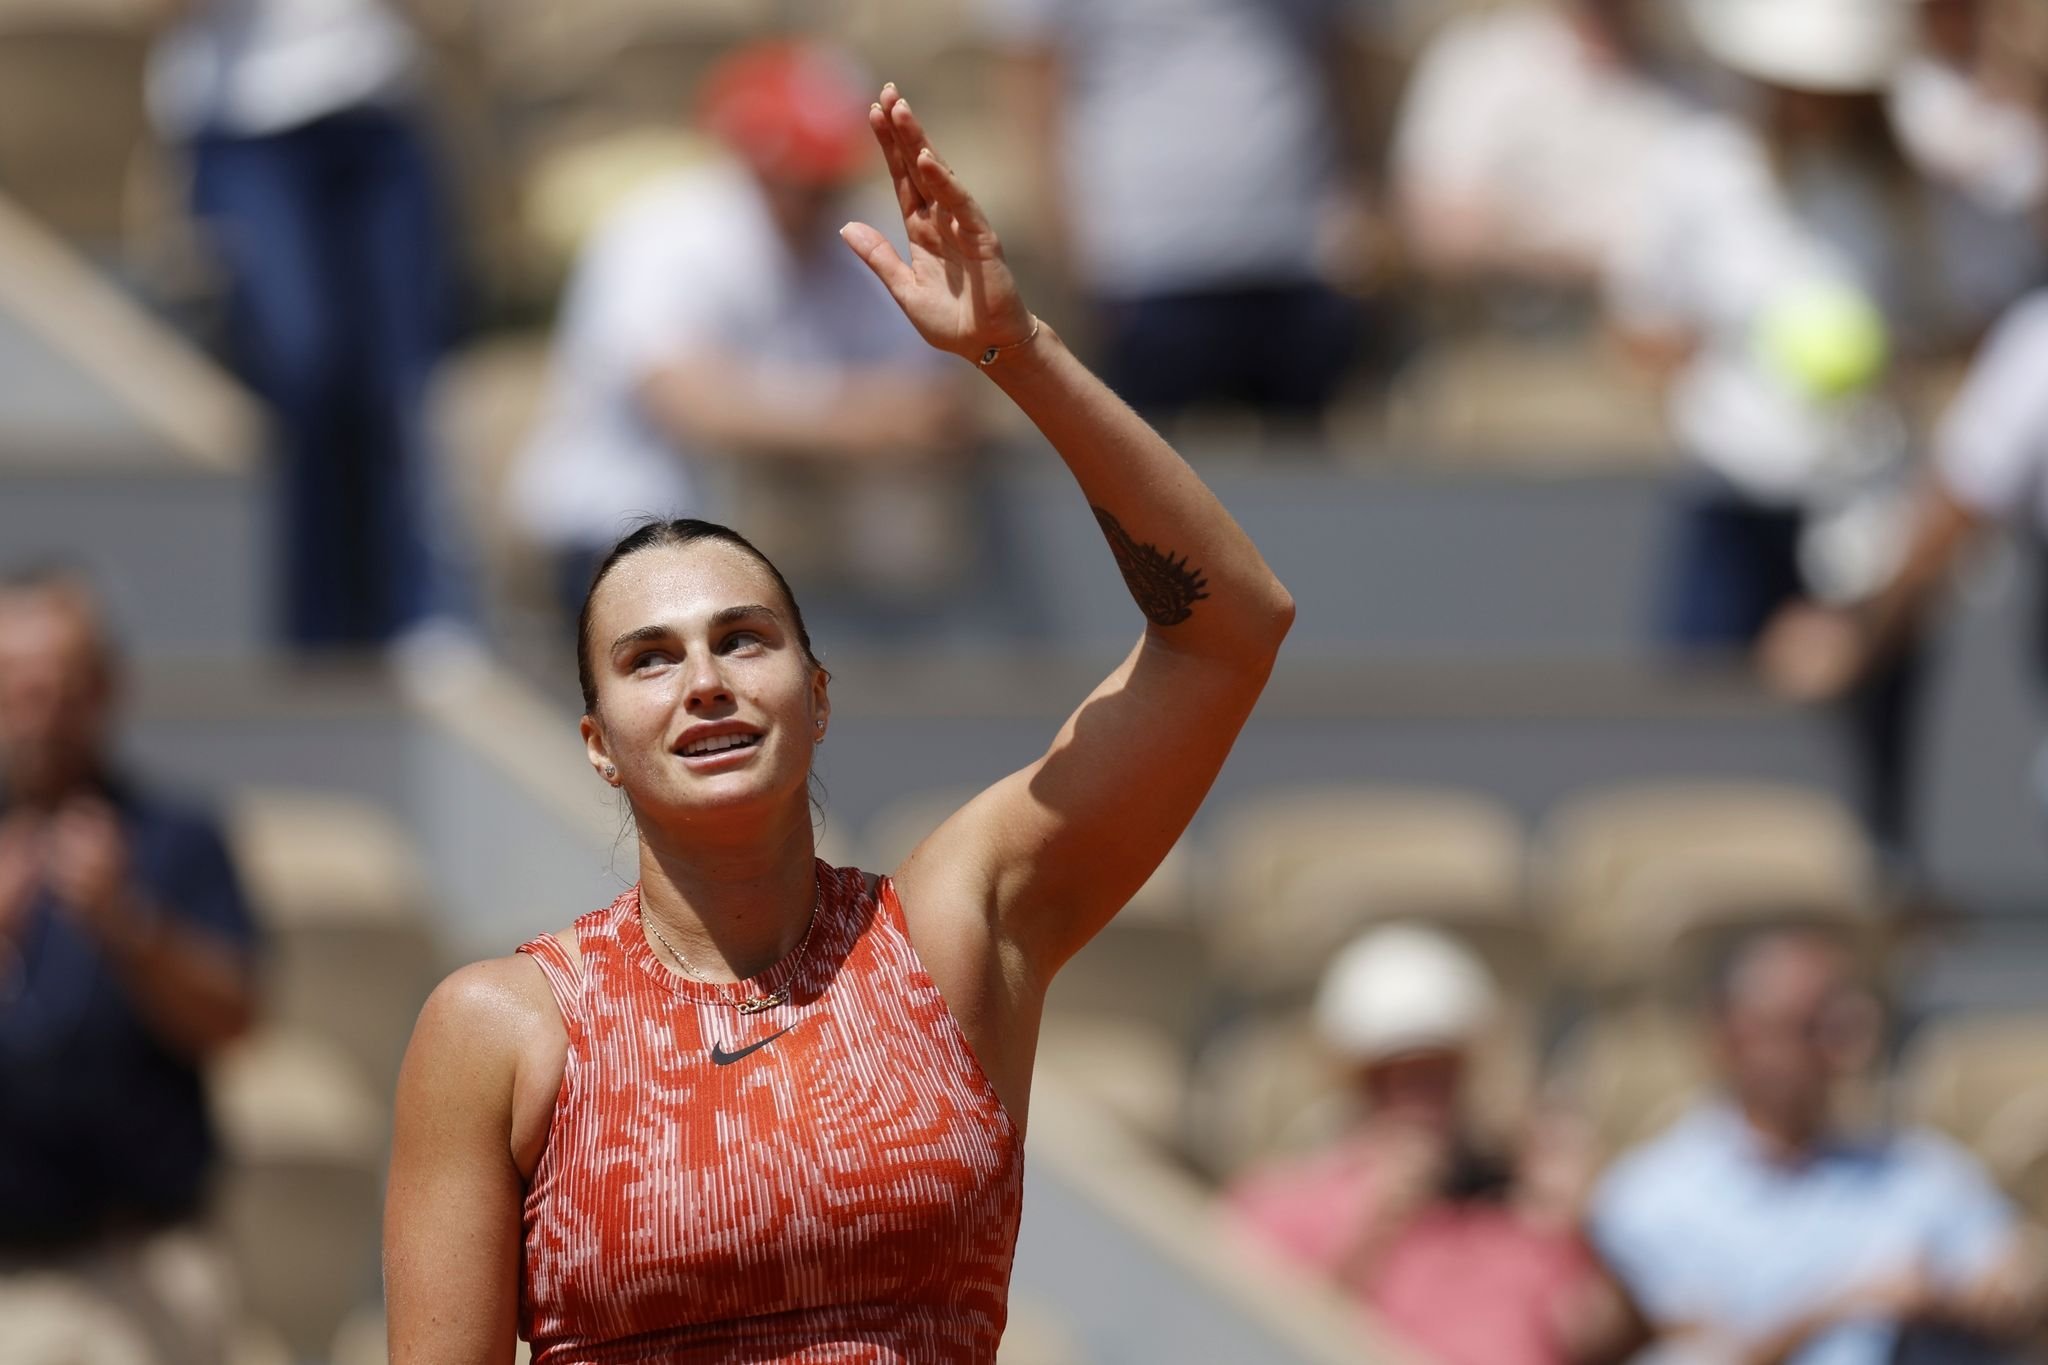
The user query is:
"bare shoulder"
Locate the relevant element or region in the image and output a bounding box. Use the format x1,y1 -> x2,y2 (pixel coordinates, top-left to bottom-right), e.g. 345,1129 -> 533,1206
417,953 -> 557,1049
400,930 -> 582,1176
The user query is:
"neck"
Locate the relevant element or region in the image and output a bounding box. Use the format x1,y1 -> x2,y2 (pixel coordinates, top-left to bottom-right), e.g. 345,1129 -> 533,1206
1736,1097 -> 1829,1164
634,797 -> 818,981
1567,9 -> 1630,67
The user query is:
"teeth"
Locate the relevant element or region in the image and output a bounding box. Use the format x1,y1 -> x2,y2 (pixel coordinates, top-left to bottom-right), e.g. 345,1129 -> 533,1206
683,733 -> 757,757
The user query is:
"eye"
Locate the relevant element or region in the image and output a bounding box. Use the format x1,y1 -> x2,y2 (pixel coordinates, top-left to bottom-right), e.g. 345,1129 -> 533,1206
721,630 -> 766,653
630,650 -> 674,671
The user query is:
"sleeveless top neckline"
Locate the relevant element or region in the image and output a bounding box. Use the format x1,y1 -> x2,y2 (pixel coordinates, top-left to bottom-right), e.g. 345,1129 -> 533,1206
612,870 -> 830,1009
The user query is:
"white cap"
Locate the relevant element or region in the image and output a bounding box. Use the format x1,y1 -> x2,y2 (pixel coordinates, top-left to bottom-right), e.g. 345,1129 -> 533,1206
1313,924 -> 1497,1065
1686,0 -> 1913,94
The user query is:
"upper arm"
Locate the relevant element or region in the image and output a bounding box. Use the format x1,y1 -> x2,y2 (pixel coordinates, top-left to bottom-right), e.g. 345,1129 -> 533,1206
1938,295 -> 2048,521
896,630 -> 1274,980
385,960 -> 536,1365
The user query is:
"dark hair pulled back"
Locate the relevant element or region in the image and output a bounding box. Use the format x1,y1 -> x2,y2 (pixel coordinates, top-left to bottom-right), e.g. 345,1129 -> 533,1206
574,518 -> 822,715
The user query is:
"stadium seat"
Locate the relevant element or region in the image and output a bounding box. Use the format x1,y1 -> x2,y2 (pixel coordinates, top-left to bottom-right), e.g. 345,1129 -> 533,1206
209,1029 -> 387,1361
1899,1011 -> 2048,1224
1538,780 -> 1880,994
1208,785 -> 1528,998
228,789 -> 446,1097
1381,333 -> 1671,469
1182,1009 -> 1354,1181
1546,1003 -> 1712,1160
0,9 -> 151,249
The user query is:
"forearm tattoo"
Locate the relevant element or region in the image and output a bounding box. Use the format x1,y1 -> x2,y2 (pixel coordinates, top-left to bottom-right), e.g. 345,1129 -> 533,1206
1092,506 -> 1211,627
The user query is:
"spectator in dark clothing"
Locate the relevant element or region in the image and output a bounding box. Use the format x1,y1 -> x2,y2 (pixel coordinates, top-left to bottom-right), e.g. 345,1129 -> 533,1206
0,567 -> 258,1364
148,0 -> 476,664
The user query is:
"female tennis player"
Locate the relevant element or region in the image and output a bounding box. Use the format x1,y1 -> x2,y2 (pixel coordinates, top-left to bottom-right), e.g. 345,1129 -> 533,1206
383,85 -> 1294,1363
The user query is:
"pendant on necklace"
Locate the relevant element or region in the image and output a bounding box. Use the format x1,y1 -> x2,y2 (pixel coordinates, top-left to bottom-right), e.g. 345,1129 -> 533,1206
736,989 -> 788,1015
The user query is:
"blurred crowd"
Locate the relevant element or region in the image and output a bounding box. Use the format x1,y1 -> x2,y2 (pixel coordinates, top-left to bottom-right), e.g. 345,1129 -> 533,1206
4,0 -> 2035,862
8,0 -> 2048,1361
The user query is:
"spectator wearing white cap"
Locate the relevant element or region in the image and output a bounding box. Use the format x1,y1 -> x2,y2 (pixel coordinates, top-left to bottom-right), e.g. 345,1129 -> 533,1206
1617,0 -> 1962,868
1228,925 -> 1630,1365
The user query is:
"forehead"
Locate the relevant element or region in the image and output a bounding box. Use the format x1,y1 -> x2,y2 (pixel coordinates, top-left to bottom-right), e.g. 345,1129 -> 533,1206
0,589 -> 101,666
1730,937 -> 1852,1011
588,540 -> 787,634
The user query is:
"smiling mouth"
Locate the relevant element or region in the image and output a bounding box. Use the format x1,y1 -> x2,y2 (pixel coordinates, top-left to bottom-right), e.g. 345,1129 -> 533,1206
678,733 -> 762,758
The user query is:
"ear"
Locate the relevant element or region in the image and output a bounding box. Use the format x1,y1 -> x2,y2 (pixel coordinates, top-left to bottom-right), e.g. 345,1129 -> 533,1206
581,713 -> 618,786
810,666 -> 831,742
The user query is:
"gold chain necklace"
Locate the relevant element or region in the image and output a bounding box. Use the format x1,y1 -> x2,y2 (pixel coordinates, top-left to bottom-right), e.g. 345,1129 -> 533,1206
640,872 -> 820,1014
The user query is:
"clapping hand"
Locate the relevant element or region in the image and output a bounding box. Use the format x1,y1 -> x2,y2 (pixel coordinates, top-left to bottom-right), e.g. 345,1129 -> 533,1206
45,797 -> 136,943
839,86 -> 1037,364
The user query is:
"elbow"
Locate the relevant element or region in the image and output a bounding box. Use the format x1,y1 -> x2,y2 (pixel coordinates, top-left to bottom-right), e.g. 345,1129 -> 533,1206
1240,581 -> 1295,666
1264,581 -> 1297,645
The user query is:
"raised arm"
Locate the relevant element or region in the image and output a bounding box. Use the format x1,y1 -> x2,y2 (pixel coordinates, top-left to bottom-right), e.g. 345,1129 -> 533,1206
840,90 -> 1293,985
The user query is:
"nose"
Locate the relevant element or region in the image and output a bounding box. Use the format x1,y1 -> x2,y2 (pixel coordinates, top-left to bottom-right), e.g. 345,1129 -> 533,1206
681,651 -> 734,714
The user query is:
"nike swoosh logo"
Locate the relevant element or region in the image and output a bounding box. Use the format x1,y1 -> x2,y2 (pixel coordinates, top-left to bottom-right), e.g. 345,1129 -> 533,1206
710,1026 -> 795,1066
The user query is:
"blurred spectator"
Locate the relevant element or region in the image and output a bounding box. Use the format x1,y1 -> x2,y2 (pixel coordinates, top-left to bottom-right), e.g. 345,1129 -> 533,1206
0,567 -> 258,1364
1612,0 -> 1951,866
1229,926 -> 1630,1365
1890,0 -> 2048,331
1390,0 -> 1687,293
982,0 -> 1380,429
1762,287 -> 2048,815
1592,927 -> 2045,1365
149,0 -> 475,659
509,42 -> 973,616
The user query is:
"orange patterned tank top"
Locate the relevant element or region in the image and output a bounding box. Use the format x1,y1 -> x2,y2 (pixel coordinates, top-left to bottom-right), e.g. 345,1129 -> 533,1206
513,862 -> 1024,1364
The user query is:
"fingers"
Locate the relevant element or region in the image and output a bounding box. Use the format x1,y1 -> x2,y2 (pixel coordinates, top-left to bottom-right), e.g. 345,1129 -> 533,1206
913,147 -> 990,231
886,94 -> 946,206
869,96 -> 924,222
838,221 -> 913,295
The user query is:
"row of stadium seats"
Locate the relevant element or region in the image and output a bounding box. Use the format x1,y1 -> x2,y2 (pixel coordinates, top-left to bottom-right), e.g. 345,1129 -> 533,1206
864,777 -> 1888,1002
848,779 -> 2045,1237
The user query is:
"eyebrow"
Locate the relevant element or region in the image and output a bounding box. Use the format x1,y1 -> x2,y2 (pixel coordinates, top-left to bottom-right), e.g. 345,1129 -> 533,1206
608,604 -> 781,657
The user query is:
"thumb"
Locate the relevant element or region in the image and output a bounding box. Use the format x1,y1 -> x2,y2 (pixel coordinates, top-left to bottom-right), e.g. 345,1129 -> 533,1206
839,221 -> 912,296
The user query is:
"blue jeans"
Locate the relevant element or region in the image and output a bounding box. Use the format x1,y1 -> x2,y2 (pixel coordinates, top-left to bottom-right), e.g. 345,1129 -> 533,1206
192,107 -> 468,646
1095,282 -> 1364,427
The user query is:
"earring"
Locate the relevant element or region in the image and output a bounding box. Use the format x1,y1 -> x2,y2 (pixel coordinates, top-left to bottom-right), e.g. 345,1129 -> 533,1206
604,765 -> 617,782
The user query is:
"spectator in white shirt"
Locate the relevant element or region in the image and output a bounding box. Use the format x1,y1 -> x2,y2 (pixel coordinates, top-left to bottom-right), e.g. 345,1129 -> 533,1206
1764,289 -> 2048,741
1615,0 -> 1944,866
509,42 -> 974,615
1390,0 -> 1687,290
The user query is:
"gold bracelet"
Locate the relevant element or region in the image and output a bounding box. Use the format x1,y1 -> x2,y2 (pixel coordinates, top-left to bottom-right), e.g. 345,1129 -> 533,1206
977,316 -> 1042,368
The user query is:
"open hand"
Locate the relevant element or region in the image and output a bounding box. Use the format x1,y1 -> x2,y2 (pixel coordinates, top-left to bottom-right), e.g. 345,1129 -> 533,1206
1757,601 -> 1872,704
839,86 -> 1036,363
45,797 -> 133,940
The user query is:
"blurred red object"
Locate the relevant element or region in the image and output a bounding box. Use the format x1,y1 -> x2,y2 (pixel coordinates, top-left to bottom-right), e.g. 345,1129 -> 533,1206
698,41 -> 870,187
